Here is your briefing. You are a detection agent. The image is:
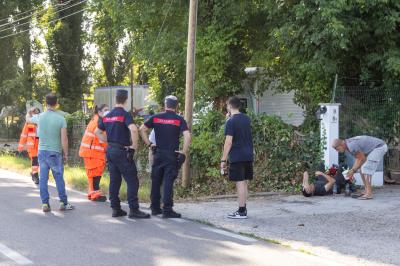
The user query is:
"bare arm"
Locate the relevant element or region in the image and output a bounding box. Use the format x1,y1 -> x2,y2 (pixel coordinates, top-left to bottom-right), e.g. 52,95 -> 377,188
302,171 -> 310,187
220,135 -> 233,171
316,171 -> 335,183
315,171 -> 336,191
61,128 -> 68,161
221,135 -> 233,162
128,124 -> 139,151
139,124 -> 151,146
95,128 -> 107,143
348,152 -> 366,178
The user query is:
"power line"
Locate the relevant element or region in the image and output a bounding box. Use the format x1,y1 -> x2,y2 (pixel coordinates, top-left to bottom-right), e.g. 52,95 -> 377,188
0,1 -> 73,23
151,0 -> 174,53
0,0 -> 88,34
0,7 -> 89,40
0,1 -> 78,29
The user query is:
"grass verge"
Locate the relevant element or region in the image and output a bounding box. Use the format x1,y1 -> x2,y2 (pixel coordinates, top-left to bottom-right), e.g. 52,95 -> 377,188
0,154 -> 151,202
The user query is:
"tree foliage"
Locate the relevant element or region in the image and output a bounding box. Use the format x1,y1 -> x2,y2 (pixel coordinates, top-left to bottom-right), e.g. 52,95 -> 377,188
90,0 -> 131,86
259,0 -> 400,114
1,0 -> 400,126
0,0 -> 46,112
44,0 -> 87,113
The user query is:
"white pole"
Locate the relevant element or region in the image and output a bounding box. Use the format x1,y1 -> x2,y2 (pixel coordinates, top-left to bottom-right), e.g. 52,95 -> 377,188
320,103 -> 340,167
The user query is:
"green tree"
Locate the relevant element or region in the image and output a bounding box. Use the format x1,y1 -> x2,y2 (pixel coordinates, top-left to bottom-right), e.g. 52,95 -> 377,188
90,0 -> 131,86
0,1 -> 49,113
259,0 -> 400,115
44,0 -> 87,113
0,1 -> 21,109
96,0 -> 267,108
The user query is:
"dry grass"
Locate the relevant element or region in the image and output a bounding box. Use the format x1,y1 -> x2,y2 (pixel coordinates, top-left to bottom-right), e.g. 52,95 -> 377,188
0,154 -> 151,202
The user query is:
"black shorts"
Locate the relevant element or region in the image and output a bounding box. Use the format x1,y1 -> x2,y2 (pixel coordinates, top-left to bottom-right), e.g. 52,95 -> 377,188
228,161 -> 253,182
314,182 -> 332,196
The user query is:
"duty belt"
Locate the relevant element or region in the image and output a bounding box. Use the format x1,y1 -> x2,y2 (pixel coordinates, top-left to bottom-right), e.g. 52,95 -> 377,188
108,142 -> 132,151
153,147 -> 178,155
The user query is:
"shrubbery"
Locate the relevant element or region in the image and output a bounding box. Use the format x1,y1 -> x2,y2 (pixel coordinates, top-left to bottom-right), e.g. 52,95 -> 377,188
65,110 -> 322,197
178,110 -> 322,196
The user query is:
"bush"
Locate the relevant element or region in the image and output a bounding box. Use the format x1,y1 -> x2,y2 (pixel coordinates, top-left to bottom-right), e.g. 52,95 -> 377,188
178,110 -> 321,196
62,110 -> 321,198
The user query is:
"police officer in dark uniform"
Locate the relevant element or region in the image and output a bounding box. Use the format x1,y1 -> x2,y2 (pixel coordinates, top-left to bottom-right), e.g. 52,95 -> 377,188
95,90 -> 150,219
139,95 -> 191,218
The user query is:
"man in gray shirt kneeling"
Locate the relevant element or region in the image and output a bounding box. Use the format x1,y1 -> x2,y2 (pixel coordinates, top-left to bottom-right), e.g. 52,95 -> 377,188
332,136 -> 387,200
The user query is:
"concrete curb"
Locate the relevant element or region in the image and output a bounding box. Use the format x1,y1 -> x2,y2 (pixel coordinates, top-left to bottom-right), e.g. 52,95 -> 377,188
182,191 -> 293,202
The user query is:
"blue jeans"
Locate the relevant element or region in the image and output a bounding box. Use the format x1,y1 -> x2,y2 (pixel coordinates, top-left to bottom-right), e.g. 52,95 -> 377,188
38,150 -> 68,205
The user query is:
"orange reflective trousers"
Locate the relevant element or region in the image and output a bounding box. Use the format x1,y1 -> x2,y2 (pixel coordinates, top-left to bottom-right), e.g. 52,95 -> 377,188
79,115 -> 107,201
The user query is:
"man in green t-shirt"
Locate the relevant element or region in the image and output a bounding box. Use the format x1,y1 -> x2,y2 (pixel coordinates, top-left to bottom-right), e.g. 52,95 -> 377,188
31,93 -> 74,212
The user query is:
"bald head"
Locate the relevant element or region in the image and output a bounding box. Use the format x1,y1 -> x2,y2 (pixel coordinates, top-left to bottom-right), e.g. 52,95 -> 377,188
332,138 -> 346,152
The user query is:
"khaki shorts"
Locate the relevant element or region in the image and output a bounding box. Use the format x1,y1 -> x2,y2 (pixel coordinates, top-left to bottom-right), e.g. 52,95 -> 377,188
361,144 -> 388,176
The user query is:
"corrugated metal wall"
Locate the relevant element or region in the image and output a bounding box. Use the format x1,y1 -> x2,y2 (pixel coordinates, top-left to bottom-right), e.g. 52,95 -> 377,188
257,90 -> 305,127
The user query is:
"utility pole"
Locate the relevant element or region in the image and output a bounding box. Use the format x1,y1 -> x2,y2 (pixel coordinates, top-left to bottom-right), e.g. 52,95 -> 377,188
182,0 -> 198,188
130,64 -> 134,111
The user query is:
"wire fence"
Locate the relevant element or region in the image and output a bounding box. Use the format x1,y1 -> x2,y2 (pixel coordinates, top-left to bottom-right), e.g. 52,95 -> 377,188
335,85 -> 400,144
335,85 -> 400,172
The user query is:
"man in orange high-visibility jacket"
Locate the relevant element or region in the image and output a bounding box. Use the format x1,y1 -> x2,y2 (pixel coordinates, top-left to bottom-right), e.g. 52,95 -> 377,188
18,108 -> 41,184
79,104 -> 109,202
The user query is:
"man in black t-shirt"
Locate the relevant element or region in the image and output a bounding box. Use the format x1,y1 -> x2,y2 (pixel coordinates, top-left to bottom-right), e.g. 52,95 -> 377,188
302,170 -> 335,197
95,89 -> 150,219
301,163 -> 347,197
221,96 -> 254,219
139,95 -> 191,218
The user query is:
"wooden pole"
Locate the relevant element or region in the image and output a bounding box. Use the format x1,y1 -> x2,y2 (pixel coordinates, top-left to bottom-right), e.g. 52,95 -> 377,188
182,0 -> 198,188
130,65 -> 134,111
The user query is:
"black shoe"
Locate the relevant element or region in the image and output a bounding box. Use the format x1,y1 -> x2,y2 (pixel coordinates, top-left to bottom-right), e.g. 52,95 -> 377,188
151,208 -> 163,216
112,209 -> 127,217
31,173 -> 39,185
92,196 -> 107,202
162,209 -> 181,218
129,209 -> 151,219
227,210 -> 247,219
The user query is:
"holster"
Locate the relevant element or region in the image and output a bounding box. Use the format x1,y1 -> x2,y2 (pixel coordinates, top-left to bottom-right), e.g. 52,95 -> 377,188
127,148 -> 135,163
177,153 -> 186,170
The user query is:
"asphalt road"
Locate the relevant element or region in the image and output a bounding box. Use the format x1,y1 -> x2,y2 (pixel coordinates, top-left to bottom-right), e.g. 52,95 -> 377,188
0,169 -> 342,266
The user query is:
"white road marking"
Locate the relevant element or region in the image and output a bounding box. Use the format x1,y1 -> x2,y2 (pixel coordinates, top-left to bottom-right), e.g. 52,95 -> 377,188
169,218 -> 186,223
202,227 -> 257,243
0,243 -> 32,265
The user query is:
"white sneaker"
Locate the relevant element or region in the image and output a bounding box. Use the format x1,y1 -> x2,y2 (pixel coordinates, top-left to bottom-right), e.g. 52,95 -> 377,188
227,210 -> 247,219
59,203 -> 74,211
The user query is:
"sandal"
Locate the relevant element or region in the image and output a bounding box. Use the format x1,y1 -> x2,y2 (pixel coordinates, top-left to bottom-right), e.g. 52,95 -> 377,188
358,195 -> 373,200
351,194 -> 364,199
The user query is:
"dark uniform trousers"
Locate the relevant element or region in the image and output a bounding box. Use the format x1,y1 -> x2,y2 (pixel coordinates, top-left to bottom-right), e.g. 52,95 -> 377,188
151,149 -> 179,211
106,145 -> 139,210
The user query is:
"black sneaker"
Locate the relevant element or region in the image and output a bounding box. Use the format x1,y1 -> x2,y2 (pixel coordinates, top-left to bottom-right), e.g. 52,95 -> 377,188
227,210 -> 247,219
162,209 -> 181,219
112,209 -> 127,217
92,196 -> 107,202
31,173 -> 39,185
151,208 -> 163,216
129,209 -> 151,219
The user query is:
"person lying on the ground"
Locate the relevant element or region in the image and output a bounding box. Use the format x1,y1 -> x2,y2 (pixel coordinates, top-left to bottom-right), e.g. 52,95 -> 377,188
332,136 -> 388,200
302,168 -> 336,197
301,162 -> 356,197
